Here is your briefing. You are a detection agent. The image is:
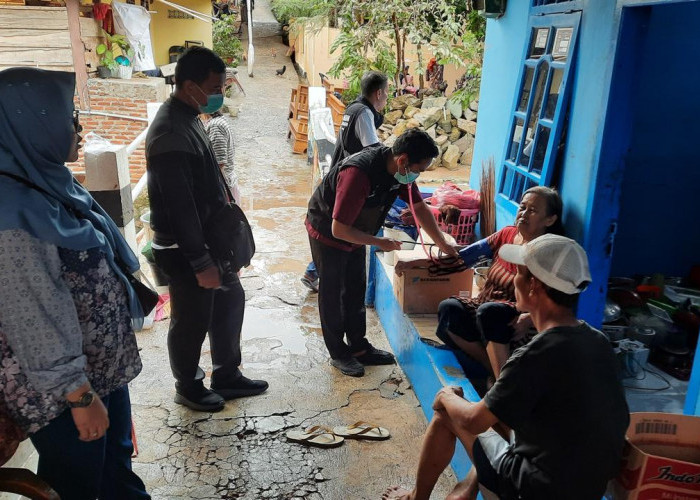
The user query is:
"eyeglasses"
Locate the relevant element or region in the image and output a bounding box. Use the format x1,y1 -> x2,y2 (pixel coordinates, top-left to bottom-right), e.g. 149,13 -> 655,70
72,109 -> 83,132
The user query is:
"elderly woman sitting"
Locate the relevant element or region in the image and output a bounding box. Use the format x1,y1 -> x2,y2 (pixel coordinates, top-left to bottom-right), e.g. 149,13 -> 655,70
398,186 -> 565,379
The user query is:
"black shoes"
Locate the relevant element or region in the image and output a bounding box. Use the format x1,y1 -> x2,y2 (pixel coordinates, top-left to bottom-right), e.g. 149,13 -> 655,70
211,375 -> 269,400
174,385 -> 225,412
330,346 -> 396,377
175,375 -> 269,410
354,346 -> 395,366
330,357 -> 365,377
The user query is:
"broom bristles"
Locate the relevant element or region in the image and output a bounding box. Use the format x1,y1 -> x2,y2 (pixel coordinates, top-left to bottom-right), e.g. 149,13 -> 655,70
480,157 -> 496,239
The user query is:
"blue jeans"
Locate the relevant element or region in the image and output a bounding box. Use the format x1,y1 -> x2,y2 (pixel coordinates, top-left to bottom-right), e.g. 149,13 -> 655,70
29,385 -> 150,500
305,261 -> 317,275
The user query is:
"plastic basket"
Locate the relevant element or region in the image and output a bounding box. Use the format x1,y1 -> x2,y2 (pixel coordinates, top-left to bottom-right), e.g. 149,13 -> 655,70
428,205 -> 479,245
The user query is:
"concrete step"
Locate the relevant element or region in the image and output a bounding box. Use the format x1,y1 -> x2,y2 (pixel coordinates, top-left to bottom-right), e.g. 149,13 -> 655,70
371,249 -> 480,479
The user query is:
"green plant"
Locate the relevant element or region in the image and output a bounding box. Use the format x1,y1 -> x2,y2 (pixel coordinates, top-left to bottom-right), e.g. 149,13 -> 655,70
328,30 -> 397,103
326,0 -> 486,94
448,30 -> 484,110
270,0 -> 333,26
213,14 -> 244,65
96,31 -> 134,71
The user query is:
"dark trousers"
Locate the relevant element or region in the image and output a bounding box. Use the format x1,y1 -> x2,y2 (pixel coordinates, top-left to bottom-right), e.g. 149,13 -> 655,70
29,386 -> 149,500
309,236 -> 370,359
437,299 -> 519,345
154,248 -> 243,389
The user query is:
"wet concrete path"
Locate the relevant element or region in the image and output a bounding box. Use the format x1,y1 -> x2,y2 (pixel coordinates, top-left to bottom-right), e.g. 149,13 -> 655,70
129,5 -> 455,498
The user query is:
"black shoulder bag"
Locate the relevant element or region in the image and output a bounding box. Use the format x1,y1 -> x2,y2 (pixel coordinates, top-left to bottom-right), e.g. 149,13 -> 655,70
204,170 -> 256,273
0,171 -> 159,317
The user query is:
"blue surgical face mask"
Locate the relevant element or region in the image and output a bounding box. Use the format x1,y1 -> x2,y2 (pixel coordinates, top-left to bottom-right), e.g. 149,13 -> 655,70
394,162 -> 420,185
194,84 -> 224,114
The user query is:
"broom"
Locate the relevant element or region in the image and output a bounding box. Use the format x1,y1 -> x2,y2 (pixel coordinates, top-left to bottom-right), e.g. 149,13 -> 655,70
480,157 -> 496,239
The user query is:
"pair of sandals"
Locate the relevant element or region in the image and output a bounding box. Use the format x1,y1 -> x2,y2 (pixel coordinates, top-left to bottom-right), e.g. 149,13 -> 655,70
286,421 -> 390,448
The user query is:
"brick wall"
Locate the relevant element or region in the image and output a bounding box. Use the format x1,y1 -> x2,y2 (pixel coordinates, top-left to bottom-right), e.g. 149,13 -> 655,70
69,77 -> 168,184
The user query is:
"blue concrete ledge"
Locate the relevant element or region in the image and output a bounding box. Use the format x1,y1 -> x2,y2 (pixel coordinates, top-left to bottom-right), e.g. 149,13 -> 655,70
371,248 -> 480,479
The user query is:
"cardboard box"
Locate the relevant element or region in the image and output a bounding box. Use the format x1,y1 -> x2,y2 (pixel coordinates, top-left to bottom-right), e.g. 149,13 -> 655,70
608,412 -> 700,500
394,267 -> 473,314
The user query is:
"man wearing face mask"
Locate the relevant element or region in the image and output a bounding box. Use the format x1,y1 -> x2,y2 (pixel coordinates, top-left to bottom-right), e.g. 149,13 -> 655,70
302,71 -> 389,292
146,47 -> 268,412
306,129 -> 459,377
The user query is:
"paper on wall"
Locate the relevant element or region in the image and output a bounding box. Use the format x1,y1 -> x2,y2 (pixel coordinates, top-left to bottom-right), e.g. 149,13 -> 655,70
112,1 -> 157,72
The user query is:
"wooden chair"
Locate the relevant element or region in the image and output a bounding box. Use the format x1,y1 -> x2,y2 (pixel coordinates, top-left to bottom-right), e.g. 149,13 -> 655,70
288,118 -> 308,154
0,468 -> 59,500
288,88 -> 309,121
0,409 -> 58,500
327,93 -> 346,128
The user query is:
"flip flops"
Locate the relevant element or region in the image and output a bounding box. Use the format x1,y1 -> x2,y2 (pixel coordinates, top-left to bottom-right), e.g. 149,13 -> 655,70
286,422 -> 392,448
419,337 -> 451,350
332,421 -> 391,441
285,425 -> 344,448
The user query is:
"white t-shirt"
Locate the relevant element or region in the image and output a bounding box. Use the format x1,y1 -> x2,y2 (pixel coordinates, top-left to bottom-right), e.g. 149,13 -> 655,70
355,108 -> 380,147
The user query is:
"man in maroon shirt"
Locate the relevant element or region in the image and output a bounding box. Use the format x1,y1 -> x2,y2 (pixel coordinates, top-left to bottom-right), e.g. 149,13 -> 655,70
306,129 -> 459,376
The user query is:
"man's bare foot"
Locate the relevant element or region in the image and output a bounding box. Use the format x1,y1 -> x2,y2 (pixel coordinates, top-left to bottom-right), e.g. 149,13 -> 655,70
446,477 -> 478,500
382,485 -> 414,500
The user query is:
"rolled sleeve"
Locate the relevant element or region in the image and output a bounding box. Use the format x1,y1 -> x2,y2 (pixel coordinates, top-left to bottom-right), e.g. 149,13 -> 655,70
355,109 -> 380,147
0,230 -> 88,397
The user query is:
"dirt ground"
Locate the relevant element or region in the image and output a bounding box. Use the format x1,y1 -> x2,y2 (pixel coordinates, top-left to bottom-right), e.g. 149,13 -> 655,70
126,2 -> 460,499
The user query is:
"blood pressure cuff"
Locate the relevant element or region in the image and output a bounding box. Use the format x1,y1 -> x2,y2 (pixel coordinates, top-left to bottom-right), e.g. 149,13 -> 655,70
458,238 -> 493,267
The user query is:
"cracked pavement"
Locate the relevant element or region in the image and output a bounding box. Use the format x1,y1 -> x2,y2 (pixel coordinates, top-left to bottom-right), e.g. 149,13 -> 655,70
128,1 -> 456,498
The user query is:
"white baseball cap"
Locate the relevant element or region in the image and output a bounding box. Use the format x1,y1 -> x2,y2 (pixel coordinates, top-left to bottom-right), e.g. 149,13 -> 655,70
499,234 -> 592,295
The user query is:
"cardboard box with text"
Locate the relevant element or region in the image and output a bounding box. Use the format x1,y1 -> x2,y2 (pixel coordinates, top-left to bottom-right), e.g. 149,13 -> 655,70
394,268 -> 473,314
608,412 -> 700,500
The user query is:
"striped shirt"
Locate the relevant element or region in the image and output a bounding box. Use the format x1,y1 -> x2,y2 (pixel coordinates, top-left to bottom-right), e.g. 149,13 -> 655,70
204,115 -> 238,187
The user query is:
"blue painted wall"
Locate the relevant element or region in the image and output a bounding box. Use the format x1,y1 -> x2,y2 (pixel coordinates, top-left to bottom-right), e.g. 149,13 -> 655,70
610,3 -> 700,277
469,0 -> 530,228
471,1 -> 623,320
471,0 -> 700,325
471,0 -> 700,413
558,1 -> 619,245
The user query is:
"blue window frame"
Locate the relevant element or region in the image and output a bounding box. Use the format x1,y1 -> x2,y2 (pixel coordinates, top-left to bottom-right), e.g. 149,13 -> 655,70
496,11 -> 581,219
531,0 -> 580,15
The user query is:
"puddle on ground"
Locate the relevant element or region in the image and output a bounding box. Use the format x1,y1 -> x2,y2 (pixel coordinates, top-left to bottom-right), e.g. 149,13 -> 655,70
267,257 -> 306,274
242,306 -> 310,354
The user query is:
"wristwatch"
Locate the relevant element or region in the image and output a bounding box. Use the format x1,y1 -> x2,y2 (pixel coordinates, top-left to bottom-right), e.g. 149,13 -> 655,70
67,390 -> 95,408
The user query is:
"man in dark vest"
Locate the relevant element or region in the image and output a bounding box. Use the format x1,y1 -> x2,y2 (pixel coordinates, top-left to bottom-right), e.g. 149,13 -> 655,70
301,71 -> 389,292
306,129 -> 459,377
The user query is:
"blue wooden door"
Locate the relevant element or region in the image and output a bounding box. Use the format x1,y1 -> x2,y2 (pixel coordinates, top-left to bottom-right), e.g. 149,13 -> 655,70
496,11 -> 581,221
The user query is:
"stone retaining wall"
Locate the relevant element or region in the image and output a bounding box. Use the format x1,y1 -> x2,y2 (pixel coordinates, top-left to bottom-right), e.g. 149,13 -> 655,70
378,94 -> 478,177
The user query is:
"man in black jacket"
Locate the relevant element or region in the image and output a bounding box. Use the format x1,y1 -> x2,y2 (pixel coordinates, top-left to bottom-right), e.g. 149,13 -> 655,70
301,71 -> 389,292
146,47 -> 267,412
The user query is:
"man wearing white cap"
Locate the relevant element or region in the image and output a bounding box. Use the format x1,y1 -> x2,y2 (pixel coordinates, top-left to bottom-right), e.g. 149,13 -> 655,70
383,234 -> 629,500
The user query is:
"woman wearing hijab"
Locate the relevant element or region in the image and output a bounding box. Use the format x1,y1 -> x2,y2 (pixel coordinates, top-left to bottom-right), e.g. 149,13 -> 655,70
0,68 -> 150,499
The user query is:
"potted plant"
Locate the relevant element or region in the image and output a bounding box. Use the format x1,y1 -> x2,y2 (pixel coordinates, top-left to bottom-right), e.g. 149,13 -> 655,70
96,32 -> 135,79
213,14 -> 244,66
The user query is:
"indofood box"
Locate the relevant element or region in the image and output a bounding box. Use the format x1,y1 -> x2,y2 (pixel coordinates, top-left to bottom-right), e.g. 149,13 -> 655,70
609,412 -> 700,500
394,267 -> 473,314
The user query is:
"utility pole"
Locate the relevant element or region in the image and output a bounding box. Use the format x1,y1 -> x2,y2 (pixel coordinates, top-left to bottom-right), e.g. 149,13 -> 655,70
246,0 -> 254,77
